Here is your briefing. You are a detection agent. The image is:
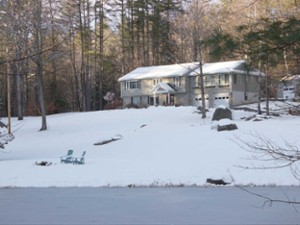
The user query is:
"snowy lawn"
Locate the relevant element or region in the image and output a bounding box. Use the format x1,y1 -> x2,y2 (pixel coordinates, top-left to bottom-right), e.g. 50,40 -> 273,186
0,102 -> 299,187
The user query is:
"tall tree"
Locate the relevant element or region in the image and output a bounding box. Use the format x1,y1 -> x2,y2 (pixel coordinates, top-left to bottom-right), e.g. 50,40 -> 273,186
189,0 -> 211,118
31,0 -> 47,130
95,0 -> 105,110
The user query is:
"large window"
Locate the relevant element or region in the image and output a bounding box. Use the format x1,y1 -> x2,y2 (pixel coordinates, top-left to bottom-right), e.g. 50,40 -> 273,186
174,77 -> 181,87
218,74 -> 229,85
131,96 -> 140,105
205,75 -> 217,87
126,81 -> 140,90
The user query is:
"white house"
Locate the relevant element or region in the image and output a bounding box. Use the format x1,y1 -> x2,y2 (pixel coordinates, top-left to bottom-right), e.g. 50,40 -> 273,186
118,60 -> 264,108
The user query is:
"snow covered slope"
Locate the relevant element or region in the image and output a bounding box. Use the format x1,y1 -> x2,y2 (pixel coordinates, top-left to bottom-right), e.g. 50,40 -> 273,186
0,103 -> 299,187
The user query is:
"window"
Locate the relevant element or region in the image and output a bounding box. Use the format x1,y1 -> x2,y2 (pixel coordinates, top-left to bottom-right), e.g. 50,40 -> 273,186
126,81 -> 140,90
224,74 -> 229,84
153,78 -> 162,86
148,96 -> 159,105
174,77 -> 181,87
131,96 -> 140,105
205,75 -> 217,86
218,74 -> 230,85
233,74 -> 237,84
204,76 -> 209,86
194,76 -> 200,87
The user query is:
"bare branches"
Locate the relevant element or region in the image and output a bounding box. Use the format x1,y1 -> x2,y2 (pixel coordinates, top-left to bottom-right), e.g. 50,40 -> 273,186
235,132 -> 300,181
238,185 -> 300,211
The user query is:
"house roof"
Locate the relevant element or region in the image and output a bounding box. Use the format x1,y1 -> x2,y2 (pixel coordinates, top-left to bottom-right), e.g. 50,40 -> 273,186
280,75 -> 300,82
118,63 -> 199,82
189,60 -> 263,76
151,82 -> 175,94
118,60 -> 264,82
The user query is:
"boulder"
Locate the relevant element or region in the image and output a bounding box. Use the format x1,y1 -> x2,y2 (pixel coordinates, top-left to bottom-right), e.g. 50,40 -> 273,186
212,105 -> 232,121
206,178 -> 230,185
217,123 -> 238,132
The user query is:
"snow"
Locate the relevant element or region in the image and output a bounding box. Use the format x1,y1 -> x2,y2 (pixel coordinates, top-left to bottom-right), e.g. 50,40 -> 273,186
118,62 -> 198,81
0,102 -> 300,187
118,60 -> 263,82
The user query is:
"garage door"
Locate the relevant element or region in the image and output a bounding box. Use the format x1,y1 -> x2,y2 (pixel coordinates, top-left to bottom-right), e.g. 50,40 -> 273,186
283,86 -> 295,99
213,94 -> 229,108
194,95 -> 209,107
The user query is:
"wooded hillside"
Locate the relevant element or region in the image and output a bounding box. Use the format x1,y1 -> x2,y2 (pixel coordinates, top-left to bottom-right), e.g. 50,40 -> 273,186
0,0 -> 299,124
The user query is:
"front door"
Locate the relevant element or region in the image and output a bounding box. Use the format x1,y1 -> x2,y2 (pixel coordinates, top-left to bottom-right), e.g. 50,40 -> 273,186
165,94 -> 175,105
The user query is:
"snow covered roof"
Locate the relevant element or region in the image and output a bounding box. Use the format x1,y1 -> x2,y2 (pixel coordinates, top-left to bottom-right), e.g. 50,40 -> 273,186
118,63 -> 198,82
189,60 -> 264,76
280,75 -> 300,82
118,60 -> 264,82
151,82 -> 175,94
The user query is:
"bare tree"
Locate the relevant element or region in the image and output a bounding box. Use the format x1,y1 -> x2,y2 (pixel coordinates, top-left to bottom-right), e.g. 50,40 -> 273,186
237,133 -> 300,180
190,0 -> 208,118
31,0 -> 47,131
235,132 -> 300,206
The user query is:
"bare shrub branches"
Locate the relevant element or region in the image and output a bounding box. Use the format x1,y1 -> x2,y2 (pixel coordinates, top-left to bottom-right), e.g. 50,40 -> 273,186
235,132 -> 300,180
238,186 -> 300,211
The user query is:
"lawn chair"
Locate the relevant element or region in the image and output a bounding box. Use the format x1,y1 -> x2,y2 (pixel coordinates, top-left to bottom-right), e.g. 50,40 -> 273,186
60,149 -> 74,164
73,151 -> 86,165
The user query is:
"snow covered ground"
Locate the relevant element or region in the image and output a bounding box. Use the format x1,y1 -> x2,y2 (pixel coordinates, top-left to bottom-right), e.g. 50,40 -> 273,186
0,101 -> 299,187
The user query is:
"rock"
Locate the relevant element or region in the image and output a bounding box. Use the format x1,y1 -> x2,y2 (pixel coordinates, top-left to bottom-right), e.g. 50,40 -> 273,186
0,121 -> 7,128
217,123 -> 238,131
244,115 -> 256,121
212,106 -> 232,121
94,135 -> 123,146
35,161 -> 52,166
206,178 -> 230,185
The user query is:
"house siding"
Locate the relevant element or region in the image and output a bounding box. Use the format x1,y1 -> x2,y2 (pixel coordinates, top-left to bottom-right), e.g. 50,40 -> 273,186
230,73 -> 260,106
118,61 -> 264,108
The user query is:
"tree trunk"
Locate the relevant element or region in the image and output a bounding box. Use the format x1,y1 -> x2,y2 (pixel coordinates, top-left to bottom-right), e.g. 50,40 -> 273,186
192,0 -> 206,118
264,62 -> 270,116
85,0 -> 91,111
34,0 -> 47,131
98,0 -> 104,110
199,52 -> 206,119
78,1 -> 86,111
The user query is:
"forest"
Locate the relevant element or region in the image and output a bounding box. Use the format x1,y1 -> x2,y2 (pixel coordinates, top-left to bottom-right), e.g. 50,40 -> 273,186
0,0 -> 299,130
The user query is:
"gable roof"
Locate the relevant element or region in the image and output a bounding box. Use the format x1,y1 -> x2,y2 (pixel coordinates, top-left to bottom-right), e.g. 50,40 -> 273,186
189,60 -> 263,76
151,82 -> 175,94
118,63 -> 198,82
118,60 -> 263,82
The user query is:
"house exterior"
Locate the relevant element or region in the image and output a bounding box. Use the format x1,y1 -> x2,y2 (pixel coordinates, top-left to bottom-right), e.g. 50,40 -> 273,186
118,60 -> 264,108
277,75 -> 300,100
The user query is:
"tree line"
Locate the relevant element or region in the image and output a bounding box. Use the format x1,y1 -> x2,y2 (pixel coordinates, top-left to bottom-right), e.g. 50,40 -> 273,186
0,0 -> 299,130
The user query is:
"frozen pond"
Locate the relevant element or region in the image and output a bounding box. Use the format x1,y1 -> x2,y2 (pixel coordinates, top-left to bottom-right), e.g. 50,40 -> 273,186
0,187 -> 299,224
